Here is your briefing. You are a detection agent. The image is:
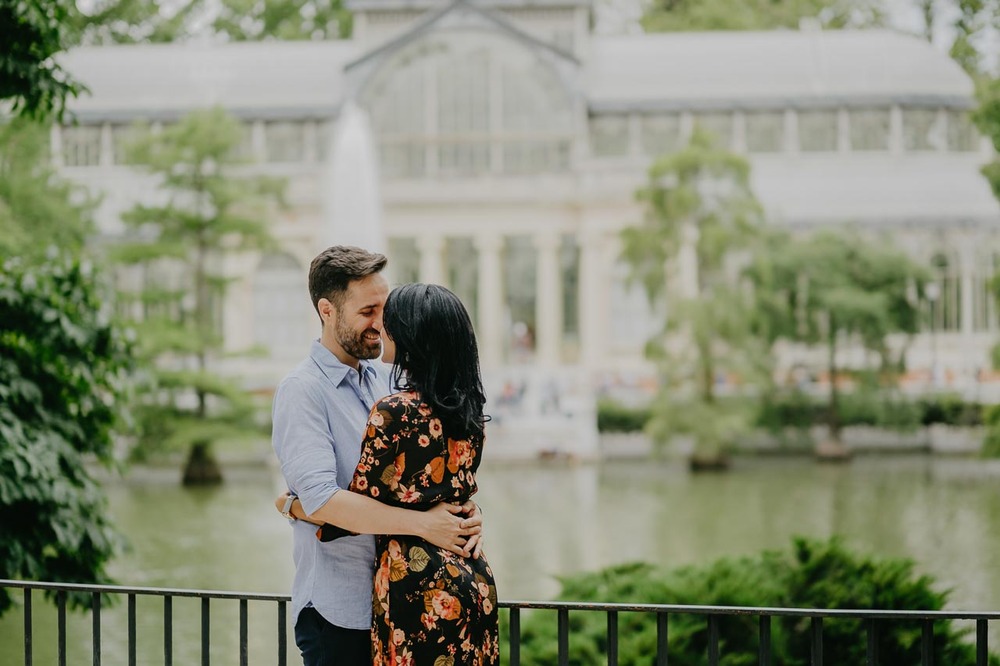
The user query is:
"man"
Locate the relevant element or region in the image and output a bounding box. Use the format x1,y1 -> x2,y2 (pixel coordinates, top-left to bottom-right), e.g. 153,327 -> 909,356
272,245 -> 483,666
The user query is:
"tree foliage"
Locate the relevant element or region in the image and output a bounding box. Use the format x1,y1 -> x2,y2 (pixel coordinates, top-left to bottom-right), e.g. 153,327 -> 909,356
747,230 -> 928,442
517,537 -> 997,665
73,0 -> 351,43
0,255 -> 132,613
110,107 -> 283,481
212,0 -> 352,40
0,0 -> 86,120
0,117 -> 96,261
642,0 -> 886,32
621,130 -> 770,462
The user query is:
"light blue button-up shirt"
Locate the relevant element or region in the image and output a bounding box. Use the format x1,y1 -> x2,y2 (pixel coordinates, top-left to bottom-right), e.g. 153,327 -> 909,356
271,339 -> 391,630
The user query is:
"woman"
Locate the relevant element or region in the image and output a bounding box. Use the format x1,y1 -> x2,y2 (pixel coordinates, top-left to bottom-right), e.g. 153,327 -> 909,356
285,283 -> 499,665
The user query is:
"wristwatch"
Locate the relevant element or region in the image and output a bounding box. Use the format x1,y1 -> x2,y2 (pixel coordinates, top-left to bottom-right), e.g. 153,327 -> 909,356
280,495 -> 297,521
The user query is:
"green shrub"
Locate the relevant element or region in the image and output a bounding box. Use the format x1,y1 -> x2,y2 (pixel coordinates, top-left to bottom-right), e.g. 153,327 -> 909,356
981,404 -> 1000,458
596,400 -> 651,433
512,537 -> 996,666
920,395 -> 984,427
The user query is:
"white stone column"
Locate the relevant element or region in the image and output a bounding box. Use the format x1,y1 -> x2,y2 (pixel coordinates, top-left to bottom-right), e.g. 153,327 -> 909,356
417,235 -> 447,286
534,231 -> 563,367
475,234 -> 504,369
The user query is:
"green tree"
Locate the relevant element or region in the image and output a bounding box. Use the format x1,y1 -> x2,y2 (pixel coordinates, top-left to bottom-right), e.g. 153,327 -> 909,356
517,537 -> 997,665
0,0 -> 86,120
621,130 -> 769,469
213,0 -> 352,40
0,255 -> 132,613
748,230 -> 928,458
642,0 -> 886,32
0,117 -> 96,261
111,107 -> 283,484
72,0 -> 203,44
72,0 -> 352,43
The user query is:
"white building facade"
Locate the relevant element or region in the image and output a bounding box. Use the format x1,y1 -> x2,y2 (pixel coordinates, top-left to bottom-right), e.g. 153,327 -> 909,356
55,0 -> 1000,395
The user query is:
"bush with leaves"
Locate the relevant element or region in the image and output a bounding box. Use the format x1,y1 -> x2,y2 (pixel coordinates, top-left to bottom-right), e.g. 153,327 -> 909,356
0,255 -> 133,614
515,537 -> 995,665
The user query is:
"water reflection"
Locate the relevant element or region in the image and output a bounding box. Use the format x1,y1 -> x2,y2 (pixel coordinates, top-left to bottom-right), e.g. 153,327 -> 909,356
2,456 -> 999,664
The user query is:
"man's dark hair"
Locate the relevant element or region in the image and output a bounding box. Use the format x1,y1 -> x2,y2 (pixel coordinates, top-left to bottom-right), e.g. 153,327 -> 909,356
308,245 -> 387,319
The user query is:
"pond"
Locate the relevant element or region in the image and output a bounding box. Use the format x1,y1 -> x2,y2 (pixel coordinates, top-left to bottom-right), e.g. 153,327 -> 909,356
2,454 -> 999,663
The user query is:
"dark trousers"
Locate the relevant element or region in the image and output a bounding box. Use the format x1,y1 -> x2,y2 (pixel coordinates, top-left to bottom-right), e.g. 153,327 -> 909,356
294,607 -> 371,666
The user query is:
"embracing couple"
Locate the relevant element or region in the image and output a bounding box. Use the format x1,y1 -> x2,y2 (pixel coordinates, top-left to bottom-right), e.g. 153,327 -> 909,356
271,245 -> 499,666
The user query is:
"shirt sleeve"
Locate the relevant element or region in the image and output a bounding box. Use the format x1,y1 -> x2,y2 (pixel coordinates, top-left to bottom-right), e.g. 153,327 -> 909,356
316,397 -> 404,542
271,377 -> 342,516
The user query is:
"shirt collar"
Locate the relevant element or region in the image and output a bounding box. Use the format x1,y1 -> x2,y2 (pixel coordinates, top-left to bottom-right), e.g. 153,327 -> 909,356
308,339 -> 378,387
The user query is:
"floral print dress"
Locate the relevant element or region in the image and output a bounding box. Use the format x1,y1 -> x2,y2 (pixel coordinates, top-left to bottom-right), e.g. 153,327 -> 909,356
334,391 -> 499,666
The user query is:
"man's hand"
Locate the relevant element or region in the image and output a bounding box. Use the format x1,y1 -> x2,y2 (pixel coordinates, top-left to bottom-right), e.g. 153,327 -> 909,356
417,503 -> 482,556
460,500 -> 485,560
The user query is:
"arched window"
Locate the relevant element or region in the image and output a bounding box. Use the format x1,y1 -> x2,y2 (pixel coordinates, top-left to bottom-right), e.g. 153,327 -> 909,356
360,30 -> 576,179
253,253 -> 311,359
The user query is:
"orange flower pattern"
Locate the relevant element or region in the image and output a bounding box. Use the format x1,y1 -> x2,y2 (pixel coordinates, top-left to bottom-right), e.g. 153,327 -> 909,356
349,392 -> 498,666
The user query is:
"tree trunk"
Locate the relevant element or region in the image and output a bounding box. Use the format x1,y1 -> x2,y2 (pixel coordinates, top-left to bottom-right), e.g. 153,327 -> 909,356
182,439 -> 223,485
816,327 -> 850,462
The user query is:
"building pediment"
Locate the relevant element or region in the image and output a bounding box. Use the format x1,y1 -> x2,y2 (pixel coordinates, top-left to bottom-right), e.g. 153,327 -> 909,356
344,0 -> 580,100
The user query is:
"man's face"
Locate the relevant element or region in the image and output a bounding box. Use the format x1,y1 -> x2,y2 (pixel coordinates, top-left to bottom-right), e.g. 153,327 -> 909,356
328,274 -> 389,363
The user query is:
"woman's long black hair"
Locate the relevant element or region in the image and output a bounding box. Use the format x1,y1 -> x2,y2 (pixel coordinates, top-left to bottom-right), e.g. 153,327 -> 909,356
383,283 -> 489,440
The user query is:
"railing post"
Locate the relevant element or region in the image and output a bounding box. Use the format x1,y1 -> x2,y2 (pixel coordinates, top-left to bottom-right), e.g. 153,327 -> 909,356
23,587 -> 32,666
57,591 -> 66,666
866,618 -> 878,666
921,619 -> 933,666
240,599 -> 248,666
708,615 -> 720,666
977,619 -> 988,666
558,608 -> 569,666
128,593 -> 136,666
277,599 -> 287,666
202,597 -> 210,666
810,617 -> 823,666
92,592 -> 102,666
509,607 -> 521,666
164,595 -> 173,666
607,611 -> 618,666
759,615 -> 771,666
656,612 -> 668,666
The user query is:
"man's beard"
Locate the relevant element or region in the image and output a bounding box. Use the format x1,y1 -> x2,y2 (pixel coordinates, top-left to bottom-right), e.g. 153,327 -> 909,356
336,313 -> 381,360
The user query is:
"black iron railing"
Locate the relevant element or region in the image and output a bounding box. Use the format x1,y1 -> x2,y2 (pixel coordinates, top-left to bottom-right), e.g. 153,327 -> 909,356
2,579 -> 998,665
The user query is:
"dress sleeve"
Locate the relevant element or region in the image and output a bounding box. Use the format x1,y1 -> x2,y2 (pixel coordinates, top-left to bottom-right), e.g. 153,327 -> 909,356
316,397 -> 403,542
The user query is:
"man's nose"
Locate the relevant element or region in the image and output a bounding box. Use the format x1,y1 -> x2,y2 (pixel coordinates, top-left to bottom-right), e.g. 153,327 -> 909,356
374,310 -> 383,331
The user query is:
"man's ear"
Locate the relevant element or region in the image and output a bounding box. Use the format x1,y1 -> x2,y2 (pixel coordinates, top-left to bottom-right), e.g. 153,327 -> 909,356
317,297 -> 336,323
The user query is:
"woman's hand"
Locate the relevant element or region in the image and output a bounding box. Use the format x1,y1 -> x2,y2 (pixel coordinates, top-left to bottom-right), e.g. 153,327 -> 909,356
459,500 -> 485,560
417,503 -> 482,557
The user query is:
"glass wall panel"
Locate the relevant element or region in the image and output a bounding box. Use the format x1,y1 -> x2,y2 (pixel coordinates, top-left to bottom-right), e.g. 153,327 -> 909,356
111,124 -> 142,165
590,115 -> 629,157
849,108 -> 890,151
745,111 -> 784,153
230,122 -> 255,162
693,112 -> 732,149
798,110 -> 838,152
560,234 -> 579,345
504,235 -> 537,361
253,253 -> 307,358
903,108 -> 943,151
946,110 -> 979,152
387,237 -> 420,286
62,125 -> 102,166
447,237 -> 478,321
363,31 -> 575,179
265,122 -> 305,163
639,113 -> 681,157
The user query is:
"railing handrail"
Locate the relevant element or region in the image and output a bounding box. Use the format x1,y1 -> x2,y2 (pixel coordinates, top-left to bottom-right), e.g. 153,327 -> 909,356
3,578 -> 999,620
